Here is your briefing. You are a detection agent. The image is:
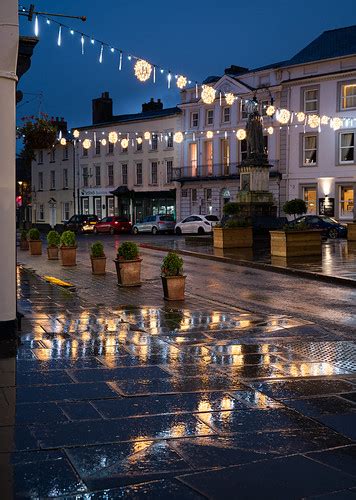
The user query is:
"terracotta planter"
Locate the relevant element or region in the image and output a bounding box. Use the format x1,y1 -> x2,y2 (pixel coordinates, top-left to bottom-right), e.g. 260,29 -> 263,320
213,227 -> 253,249
20,240 -> 29,251
47,246 -> 59,260
161,275 -> 186,301
91,256 -> 106,275
347,223 -> 356,242
28,240 -> 42,255
114,258 -> 142,286
270,230 -> 322,257
60,246 -> 77,266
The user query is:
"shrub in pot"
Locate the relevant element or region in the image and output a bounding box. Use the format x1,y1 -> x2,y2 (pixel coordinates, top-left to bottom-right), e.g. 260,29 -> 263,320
46,230 -> 60,260
114,241 -> 141,286
214,203 -> 253,249
20,229 -> 29,251
90,241 -> 106,275
60,230 -> 77,266
27,228 -> 42,255
283,199 -> 307,220
161,252 -> 186,301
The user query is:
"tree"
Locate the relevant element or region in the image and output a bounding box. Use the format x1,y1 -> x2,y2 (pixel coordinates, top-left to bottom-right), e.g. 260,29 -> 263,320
283,199 -> 307,219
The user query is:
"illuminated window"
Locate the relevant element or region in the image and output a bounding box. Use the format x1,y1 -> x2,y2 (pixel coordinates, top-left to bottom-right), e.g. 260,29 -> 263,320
204,141 -> 213,175
303,187 -> 317,214
221,139 -> 230,175
339,186 -> 354,218
341,84 -> 356,110
189,143 -> 198,176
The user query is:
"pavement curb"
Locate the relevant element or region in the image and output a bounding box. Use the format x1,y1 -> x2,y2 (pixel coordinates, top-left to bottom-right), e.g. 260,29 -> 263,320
139,243 -> 356,289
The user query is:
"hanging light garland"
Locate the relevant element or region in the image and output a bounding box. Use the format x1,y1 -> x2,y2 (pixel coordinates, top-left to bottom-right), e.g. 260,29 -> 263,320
277,109 -> 291,124
225,93 -> 235,106
206,130 -> 213,139
308,114 -> 320,129
173,131 -> 184,143
236,129 -> 246,140
73,129 -> 80,138
136,136 -> 143,144
321,115 -> 330,125
108,131 -> 118,143
201,85 -> 216,104
121,138 -> 129,148
331,117 -> 343,130
144,131 -> 151,140
176,75 -> 187,89
134,59 -> 152,82
266,105 -> 276,117
296,112 -> 306,122
101,138 -> 107,146
82,138 -> 91,149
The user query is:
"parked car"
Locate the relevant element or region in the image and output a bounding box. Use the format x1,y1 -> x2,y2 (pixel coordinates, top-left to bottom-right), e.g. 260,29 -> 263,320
175,214 -> 220,235
287,215 -> 347,239
64,214 -> 98,233
132,215 -> 176,235
94,216 -> 132,235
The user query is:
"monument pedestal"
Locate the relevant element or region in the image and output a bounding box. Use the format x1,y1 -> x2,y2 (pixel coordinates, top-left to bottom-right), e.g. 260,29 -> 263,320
237,163 -> 276,218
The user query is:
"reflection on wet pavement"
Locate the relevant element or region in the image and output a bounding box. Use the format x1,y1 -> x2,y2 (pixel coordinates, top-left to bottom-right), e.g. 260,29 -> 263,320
0,267 -> 355,498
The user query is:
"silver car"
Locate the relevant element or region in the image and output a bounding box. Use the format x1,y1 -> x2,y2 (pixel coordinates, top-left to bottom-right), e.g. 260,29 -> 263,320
132,214 -> 176,235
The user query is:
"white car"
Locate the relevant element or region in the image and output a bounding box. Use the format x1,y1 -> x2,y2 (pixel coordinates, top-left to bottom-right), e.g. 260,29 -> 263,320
175,214 -> 219,235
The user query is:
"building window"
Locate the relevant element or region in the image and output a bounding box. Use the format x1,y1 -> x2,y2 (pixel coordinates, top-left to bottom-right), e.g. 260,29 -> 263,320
82,197 -> 89,215
82,145 -> 88,157
189,143 -> 198,176
166,133 -> 173,149
50,170 -> 55,189
50,149 -> 55,162
181,189 -> 188,198
63,146 -> 68,160
241,101 -> 248,120
339,186 -> 354,218
303,88 -> 319,113
136,137 -> 143,151
95,140 -> 101,155
240,139 -> 248,162
37,150 -> 43,164
221,139 -> 230,174
205,188 -> 212,201
191,112 -> 199,128
222,107 -> 230,123
136,163 -> 143,185
63,202 -> 70,221
107,197 -> 114,216
151,161 -> 158,184
204,140 -> 213,175
151,134 -> 158,151
166,160 -> 173,183
38,172 -> 43,191
38,203 -> 44,221
108,141 -> 114,154
206,109 -> 214,126
339,132 -> 355,163
191,188 -> 197,202
95,166 -> 101,186
63,168 -> 68,188
303,187 -> 317,214
83,166 -> 88,187
302,135 -> 317,165
340,83 -> 356,110
108,164 -> 114,186
122,164 -> 128,185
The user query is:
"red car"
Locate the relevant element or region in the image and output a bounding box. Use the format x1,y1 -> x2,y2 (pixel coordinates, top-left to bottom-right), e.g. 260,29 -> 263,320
94,216 -> 132,235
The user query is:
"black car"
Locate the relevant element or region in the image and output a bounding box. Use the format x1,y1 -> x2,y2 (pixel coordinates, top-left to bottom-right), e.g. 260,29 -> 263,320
64,214 -> 98,233
287,215 -> 347,239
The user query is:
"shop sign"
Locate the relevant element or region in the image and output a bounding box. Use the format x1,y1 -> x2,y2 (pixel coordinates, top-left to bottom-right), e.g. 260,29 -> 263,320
319,197 -> 335,217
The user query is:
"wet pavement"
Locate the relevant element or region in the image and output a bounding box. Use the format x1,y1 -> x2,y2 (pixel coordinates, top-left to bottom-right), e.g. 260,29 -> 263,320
1,264 -> 356,498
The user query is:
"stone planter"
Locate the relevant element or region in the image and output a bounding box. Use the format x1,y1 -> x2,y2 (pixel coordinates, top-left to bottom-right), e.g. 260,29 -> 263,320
161,275 -> 186,301
270,230 -> 322,257
91,256 -> 106,275
213,227 -> 253,249
47,246 -> 59,260
20,240 -> 29,251
347,223 -> 356,242
114,258 -> 142,286
60,246 -> 77,266
28,240 -> 42,255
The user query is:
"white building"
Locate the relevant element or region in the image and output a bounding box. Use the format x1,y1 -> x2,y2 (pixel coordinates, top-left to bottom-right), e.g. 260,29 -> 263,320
76,93 -> 181,223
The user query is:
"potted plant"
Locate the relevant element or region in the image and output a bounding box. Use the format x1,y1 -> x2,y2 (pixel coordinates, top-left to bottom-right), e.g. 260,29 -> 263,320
213,202 -> 253,249
46,230 -> 60,260
60,230 -> 77,266
270,199 -> 321,257
27,228 -> 42,255
90,241 -> 106,275
19,230 -> 29,251
114,241 -> 142,286
161,252 -> 186,301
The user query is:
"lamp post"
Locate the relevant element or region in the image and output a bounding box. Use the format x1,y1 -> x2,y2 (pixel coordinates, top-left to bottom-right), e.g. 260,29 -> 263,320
0,0 -> 19,338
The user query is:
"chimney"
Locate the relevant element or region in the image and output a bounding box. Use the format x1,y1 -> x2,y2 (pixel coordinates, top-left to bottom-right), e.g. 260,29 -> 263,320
51,116 -> 68,134
142,98 -> 164,113
92,91 -> 113,125
224,65 -> 249,76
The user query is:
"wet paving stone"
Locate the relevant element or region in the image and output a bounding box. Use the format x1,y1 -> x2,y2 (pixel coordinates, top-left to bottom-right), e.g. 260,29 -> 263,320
30,414 -> 215,448
0,426 -> 39,452
178,455 -> 356,500
314,414 -> 356,441
15,382 -> 121,403
228,390 -> 285,409
15,402 -> 68,424
201,353 -> 284,366
68,366 -> 171,383
283,396 -> 356,417
15,370 -> 74,386
250,379 -> 355,400
341,393 -> 356,404
16,357 -> 106,371
93,393 -> 241,419
59,402 -> 103,421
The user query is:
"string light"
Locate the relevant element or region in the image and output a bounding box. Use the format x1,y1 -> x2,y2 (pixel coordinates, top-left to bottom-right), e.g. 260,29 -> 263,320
144,131 -> 151,140
70,29 -> 74,35
99,44 -> 103,63
34,15 -> 39,37
201,85 -> 216,104
168,71 -> 172,89
57,25 -> 62,46
177,75 -> 187,89
321,115 -> 330,125
73,129 -> 80,138
46,18 -> 50,25
296,112 -> 305,122
108,131 -> 118,143
173,131 -> 184,143
206,131 -> 213,139
153,66 -> 156,83
134,59 -> 152,82
277,109 -> 291,124
267,126 -> 274,135
81,34 -> 85,55
101,138 -> 107,146
266,105 -> 275,116
225,93 -> 235,106
60,138 -> 66,145
136,137 -> 143,144
236,129 -> 246,140
308,114 -> 320,129
91,38 -> 95,45
331,117 -> 343,130
121,138 -> 129,148
119,51 -> 123,70
82,139 -> 91,149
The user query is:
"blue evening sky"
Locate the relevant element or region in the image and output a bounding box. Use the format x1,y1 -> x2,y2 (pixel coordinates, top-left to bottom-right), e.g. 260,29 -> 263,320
18,0 -> 356,128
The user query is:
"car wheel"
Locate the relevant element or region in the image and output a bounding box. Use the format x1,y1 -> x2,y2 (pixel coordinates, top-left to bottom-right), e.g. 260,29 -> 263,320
197,227 -> 205,235
328,228 -> 338,239
133,227 -> 139,235
175,227 -> 182,235
152,226 -> 158,235
109,227 -> 115,235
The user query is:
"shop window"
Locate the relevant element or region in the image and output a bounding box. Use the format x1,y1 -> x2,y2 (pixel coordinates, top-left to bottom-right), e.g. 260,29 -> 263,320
339,132 -> 355,163
303,187 -> 317,214
339,186 -> 354,218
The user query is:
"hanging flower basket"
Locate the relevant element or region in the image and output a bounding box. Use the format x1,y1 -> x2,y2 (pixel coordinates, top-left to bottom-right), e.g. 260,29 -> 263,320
17,113 -> 57,159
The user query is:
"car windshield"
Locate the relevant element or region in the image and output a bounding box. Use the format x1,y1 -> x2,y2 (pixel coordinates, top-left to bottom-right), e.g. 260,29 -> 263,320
205,215 -> 219,221
159,215 -> 175,221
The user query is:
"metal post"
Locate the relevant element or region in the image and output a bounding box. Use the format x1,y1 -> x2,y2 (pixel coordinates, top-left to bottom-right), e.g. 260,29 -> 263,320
0,0 -> 19,337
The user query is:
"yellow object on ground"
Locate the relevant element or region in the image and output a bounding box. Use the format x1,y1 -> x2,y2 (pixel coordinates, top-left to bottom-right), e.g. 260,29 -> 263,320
43,276 -> 74,288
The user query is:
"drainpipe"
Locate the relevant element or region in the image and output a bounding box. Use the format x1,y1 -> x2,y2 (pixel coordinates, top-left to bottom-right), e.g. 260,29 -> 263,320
0,0 -> 19,338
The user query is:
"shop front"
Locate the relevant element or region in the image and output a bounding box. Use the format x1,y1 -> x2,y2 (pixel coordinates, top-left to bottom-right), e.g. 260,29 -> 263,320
79,188 -> 115,219
301,179 -> 355,221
